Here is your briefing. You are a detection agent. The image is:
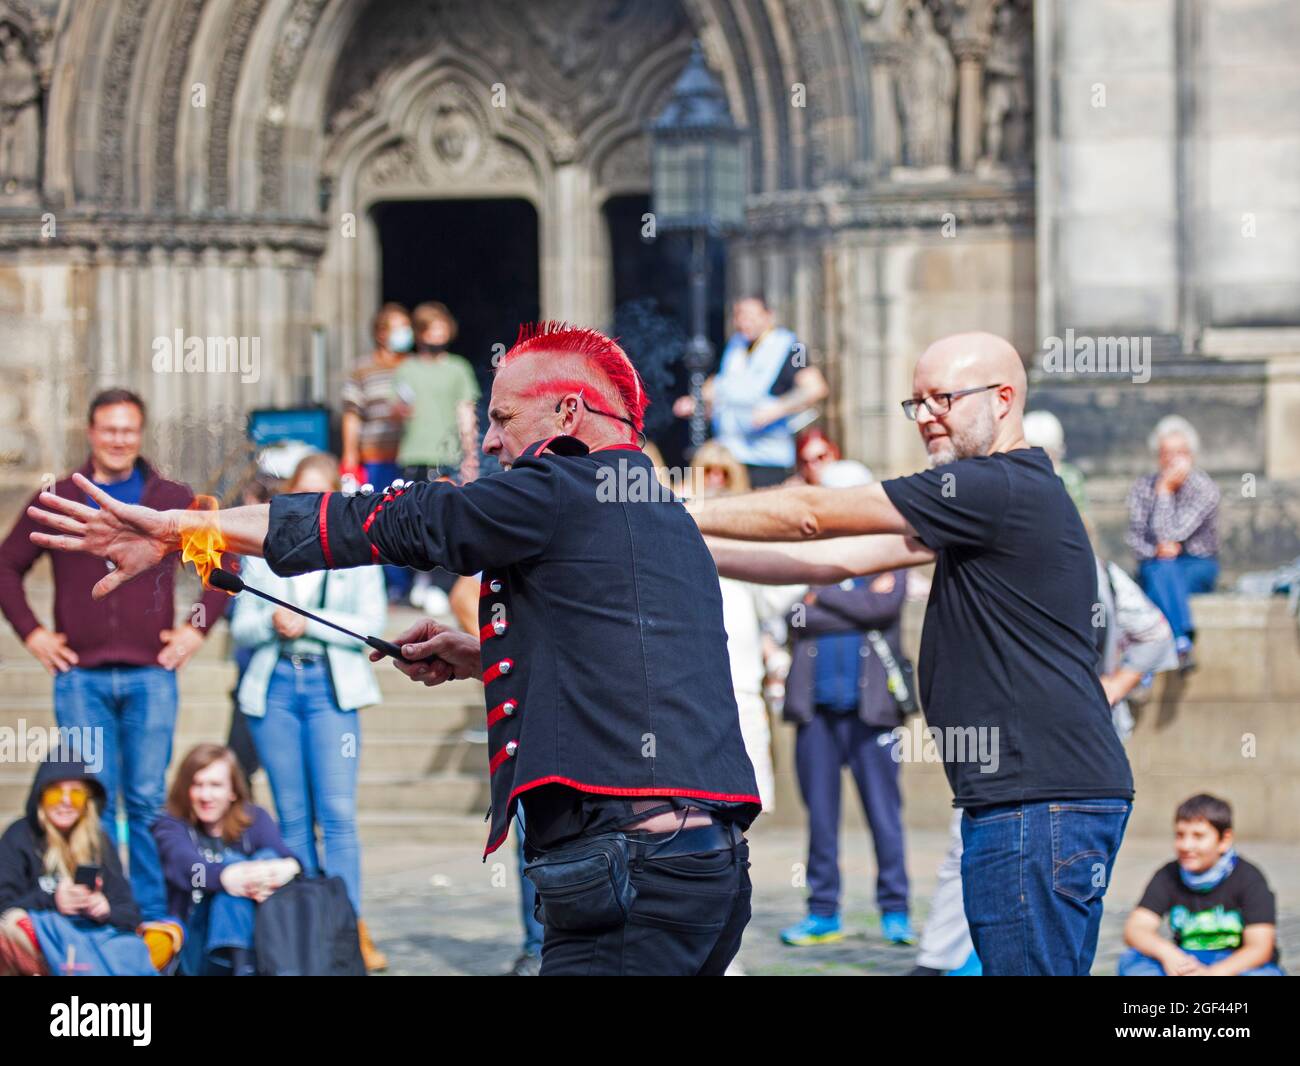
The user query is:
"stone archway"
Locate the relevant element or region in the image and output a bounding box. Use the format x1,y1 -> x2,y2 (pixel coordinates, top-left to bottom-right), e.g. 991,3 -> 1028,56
309,0 -> 699,385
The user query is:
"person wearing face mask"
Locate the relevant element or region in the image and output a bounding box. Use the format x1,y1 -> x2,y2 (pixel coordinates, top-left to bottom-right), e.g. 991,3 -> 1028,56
0,757 -> 156,976
394,302 -> 481,486
341,302 -> 416,603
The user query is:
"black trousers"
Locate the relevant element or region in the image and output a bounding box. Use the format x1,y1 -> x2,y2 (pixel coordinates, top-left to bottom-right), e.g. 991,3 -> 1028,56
538,840 -> 752,976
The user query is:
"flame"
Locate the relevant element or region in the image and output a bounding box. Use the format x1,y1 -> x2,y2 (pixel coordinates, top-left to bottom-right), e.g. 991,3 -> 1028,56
180,495 -> 227,590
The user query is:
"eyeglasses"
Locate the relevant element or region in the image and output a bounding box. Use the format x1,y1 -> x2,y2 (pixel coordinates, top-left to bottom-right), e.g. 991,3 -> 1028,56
42,784 -> 90,811
901,384 -> 1002,421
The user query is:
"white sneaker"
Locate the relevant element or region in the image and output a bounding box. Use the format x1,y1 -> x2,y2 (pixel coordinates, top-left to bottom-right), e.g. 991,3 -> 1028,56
421,586 -> 452,617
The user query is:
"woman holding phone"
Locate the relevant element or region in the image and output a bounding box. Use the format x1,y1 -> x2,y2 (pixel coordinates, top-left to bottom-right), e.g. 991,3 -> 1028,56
0,756 -> 155,975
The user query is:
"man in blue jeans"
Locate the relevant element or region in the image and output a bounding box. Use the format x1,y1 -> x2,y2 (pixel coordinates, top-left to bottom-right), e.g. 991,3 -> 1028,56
0,389 -> 226,920
693,332 -> 1135,975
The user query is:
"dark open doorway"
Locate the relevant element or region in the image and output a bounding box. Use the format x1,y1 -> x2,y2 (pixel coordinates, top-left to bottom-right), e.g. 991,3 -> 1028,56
370,198 -> 540,393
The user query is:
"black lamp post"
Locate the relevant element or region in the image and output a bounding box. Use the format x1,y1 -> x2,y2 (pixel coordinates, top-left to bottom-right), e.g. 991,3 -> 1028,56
650,41 -> 747,451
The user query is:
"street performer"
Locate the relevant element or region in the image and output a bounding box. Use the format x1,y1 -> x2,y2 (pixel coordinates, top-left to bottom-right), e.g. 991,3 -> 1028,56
27,323 -> 761,977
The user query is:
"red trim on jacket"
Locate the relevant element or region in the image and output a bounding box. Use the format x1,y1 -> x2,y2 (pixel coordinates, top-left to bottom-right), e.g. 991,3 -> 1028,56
480,577 -> 502,597
317,493 -> 334,568
489,743 -> 517,774
590,443 -> 642,453
479,618 -> 508,642
529,436 -> 558,457
481,658 -> 514,684
485,700 -> 517,727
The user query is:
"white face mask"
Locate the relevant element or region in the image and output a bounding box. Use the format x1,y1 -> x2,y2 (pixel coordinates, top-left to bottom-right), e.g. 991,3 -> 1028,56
387,325 -> 413,353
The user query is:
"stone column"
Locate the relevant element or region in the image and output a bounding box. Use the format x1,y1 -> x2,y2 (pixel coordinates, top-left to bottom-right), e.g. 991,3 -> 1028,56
543,162 -> 608,325
951,37 -> 989,173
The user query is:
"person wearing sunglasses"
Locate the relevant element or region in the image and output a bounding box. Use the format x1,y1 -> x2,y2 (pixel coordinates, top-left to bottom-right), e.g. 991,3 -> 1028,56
689,331 -> 1134,977
0,757 -> 155,975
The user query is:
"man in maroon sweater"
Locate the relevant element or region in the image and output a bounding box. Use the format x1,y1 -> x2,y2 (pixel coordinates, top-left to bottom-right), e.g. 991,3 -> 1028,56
0,389 -> 226,920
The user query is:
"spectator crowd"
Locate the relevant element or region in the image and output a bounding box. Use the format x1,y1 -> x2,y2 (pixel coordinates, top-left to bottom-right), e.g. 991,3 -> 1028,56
0,294 -> 1281,978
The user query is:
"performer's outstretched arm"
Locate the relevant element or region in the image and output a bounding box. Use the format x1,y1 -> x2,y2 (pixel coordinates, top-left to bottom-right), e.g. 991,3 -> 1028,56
706,533 -> 933,585
688,482 -> 916,541
27,473 -> 270,599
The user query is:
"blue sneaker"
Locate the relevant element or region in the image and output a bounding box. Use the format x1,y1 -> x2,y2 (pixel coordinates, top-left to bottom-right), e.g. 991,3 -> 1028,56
780,914 -> 843,946
881,911 -> 916,945
944,950 -> 983,976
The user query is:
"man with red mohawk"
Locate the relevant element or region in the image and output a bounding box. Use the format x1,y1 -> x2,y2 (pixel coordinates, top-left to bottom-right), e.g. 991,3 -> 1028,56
27,323 -> 761,977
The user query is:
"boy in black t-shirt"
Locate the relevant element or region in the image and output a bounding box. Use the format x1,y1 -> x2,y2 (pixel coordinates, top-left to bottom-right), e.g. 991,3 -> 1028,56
1120,794 -> 1283,976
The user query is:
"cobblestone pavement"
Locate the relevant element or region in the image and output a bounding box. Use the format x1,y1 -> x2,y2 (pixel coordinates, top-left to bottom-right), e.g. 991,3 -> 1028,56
359,823 -> 1299,976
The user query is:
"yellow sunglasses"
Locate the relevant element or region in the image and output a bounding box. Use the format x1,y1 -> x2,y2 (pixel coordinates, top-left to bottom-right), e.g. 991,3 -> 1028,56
42,784 -> 90,811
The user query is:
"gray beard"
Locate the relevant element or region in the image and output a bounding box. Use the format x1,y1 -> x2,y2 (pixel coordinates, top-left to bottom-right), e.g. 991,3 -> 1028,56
926,402 -> 996,468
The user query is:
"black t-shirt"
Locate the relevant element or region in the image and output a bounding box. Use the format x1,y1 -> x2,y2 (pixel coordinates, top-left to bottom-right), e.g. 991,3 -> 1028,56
1137,859 -> 1277,958
881,447 -> 1133,808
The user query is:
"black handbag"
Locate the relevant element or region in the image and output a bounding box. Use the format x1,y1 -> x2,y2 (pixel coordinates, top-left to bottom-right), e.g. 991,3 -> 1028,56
253,875 -> 366,976
522,834 -> 637,933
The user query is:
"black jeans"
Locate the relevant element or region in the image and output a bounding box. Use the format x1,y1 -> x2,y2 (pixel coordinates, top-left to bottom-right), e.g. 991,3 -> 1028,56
538,840 -> 752,976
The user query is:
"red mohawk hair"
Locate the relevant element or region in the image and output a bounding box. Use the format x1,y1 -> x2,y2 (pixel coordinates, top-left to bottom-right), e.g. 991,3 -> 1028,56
502,322 -> 650,433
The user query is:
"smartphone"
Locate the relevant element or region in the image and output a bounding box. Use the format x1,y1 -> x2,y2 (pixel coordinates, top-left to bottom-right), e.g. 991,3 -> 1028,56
73,864 -> 100,888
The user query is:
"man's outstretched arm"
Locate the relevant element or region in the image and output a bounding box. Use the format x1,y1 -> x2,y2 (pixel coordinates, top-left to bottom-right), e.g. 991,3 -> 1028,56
707,533 -> 934,585
27,473 -> 271,599
688,482 -> 916,541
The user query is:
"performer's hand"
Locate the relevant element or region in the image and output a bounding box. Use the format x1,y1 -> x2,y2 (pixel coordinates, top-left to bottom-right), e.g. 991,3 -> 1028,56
24,626 -> 79,675
157,623 -> 205,671
672,395 -> 695,419
370,619 -> 481,684
28,473 -> 180,599
1155,540 -> 1182,559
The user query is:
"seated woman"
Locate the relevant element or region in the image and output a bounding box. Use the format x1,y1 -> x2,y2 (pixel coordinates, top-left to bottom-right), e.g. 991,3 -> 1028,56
1126,415 -> 1220,672
0,757 -> 155,976
153,743 -> 300,976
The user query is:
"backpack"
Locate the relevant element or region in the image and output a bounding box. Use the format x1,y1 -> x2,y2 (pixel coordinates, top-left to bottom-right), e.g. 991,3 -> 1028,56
253,875 -> 366,976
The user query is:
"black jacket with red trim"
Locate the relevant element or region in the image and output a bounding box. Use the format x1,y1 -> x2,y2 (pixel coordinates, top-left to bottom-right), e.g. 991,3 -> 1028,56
261,437 -> 761,855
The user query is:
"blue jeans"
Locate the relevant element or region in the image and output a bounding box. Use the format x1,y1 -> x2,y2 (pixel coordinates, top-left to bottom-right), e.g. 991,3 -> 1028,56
53,665 -> 178,921
1138,555 -> 1218,643
245,659 -> 361,914
961,799 -> 1131,975
364,461 -> 412,598
1118,946 -> 1285,976
795,711 -> 909,916
178,846 -> 281,976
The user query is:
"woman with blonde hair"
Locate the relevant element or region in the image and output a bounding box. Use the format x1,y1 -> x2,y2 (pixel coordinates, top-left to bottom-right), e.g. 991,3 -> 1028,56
0,757 -> 154,975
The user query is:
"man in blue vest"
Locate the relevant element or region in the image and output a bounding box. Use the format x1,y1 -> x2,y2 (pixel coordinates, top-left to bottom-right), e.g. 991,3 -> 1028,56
673,295 -> 829,486
28,323 -> 761,977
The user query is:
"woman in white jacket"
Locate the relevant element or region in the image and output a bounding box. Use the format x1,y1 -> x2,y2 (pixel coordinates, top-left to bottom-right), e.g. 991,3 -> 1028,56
229,453 -> 388,968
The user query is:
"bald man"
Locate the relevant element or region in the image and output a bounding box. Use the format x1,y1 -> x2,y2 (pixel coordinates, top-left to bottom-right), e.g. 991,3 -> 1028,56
689,332 -> 1134,976
28,323 -> 761,977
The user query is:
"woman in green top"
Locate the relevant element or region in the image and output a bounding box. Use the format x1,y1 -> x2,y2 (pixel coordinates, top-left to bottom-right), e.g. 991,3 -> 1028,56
394,302 -> 481,485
